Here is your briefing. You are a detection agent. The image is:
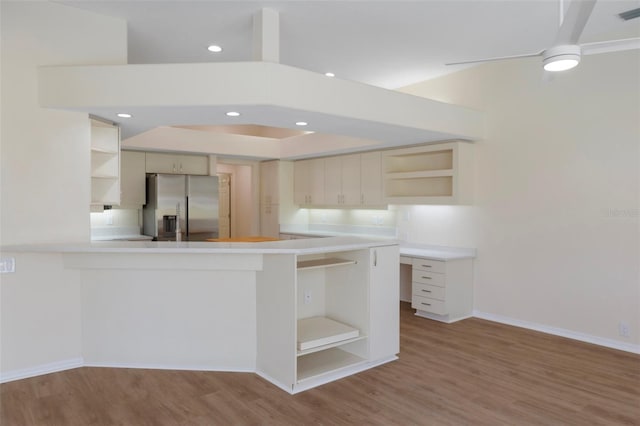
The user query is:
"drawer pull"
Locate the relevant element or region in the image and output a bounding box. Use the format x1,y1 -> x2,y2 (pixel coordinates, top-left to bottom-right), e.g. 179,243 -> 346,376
421,302 -> 431,306
422,276 -> 432,280
422,265 -> 432,268
421,289 -> 431,293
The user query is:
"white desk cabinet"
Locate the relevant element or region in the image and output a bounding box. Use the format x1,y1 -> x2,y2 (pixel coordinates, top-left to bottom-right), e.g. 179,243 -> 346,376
410,257 -> 473,323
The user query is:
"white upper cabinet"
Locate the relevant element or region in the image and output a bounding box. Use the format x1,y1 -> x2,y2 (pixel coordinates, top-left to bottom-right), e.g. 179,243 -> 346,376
120,150 -> 146,208
145,152 -> 208,175
324,154 -> 361,206
359,152 -> 383,206
260,160 -> 280,206
294,158 -> 325,205
297,152 -> 385,208
90,119 -> 120,208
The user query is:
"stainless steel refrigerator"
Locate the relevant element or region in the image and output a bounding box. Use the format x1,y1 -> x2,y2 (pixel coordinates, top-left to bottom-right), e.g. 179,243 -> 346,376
143,174 -> 219,241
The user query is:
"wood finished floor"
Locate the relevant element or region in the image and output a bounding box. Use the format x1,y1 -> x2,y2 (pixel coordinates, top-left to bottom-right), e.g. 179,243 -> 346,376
2,302 -> 639,425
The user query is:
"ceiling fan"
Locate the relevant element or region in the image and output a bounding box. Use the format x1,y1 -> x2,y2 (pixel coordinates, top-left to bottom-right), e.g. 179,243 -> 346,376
446,0 -> 640,72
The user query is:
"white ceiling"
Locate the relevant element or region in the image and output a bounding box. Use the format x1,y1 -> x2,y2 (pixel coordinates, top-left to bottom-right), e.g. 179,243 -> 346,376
54,0 -> 639,158
60,0 -> 640,89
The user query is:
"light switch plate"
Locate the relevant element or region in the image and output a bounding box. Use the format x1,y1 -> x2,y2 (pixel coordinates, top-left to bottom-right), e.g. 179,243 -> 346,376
0,257 -> 16,273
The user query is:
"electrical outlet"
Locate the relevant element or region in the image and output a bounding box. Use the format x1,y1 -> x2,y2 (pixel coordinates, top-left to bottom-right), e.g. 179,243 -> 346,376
0,257 -> 16,273
304,290 -> 312,305
619,321 -> 630,338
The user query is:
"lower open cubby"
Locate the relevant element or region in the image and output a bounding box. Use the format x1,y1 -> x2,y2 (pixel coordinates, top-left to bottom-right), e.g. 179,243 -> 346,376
296,346 -> 368,383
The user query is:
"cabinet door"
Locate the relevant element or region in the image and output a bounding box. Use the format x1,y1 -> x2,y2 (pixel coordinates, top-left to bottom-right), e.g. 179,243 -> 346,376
360,152 -> 382,206
146,152 -> 178,174
178,154 -> 208,175
324,157 -> 342,205
308,158 -> 325,205
120,151 -> 146,207
341,154 -> 361,205
293,160 -> 310,204
260,160 -> 279,205
260,204 -> 279,238
369,245 -> 400,361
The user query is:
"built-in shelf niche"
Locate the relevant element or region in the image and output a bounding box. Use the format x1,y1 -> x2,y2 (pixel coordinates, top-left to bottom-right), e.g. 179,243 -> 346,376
295,250 -> 369,385
383,140 -> 474,205
90,118 -> 120,207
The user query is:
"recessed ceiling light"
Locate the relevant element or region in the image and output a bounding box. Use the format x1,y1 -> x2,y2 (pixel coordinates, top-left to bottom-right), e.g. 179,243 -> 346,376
116,113 -> 132,118
295,121 -> 308,126
226,111 -> 240,117
207,45 -> 223,53
325,72 -> 335,77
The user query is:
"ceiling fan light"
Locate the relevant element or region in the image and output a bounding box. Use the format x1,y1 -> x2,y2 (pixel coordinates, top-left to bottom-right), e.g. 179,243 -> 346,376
543,55 -> 580,71
542,45 -> 581,72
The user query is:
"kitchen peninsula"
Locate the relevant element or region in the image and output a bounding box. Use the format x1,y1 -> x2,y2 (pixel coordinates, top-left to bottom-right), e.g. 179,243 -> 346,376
1,237 -> 399,394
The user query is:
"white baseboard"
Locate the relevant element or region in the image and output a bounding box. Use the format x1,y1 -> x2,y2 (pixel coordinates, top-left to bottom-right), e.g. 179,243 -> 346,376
83,361 -> 255,373
473,310 -> 640,354
1,357 -> 84,383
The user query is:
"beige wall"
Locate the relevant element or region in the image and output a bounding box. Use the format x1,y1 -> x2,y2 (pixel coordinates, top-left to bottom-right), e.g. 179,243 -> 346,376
1,1 -> 126,376
398,51 -> 640,346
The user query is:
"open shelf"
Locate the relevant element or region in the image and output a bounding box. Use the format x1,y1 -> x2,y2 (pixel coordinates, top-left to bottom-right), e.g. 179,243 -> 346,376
297,347 -> 367,383
297,316 -> 360,352
382,141 -> 474,205
297,257 -> 357,270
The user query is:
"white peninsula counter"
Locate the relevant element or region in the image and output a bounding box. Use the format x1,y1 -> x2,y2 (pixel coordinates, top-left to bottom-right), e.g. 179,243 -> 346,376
1,237 -> 399,393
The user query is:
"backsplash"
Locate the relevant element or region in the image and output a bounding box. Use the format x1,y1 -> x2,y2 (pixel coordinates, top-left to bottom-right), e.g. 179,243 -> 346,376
90,208 -> 142,240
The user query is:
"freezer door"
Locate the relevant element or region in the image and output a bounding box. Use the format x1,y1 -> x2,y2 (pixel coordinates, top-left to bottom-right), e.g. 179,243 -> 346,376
156,174 -> 187,239
187,175 -> 219,239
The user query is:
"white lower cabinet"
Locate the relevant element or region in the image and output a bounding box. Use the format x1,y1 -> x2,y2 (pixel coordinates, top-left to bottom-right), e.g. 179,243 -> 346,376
256,245 -> 399,393
410,257 -> 473,323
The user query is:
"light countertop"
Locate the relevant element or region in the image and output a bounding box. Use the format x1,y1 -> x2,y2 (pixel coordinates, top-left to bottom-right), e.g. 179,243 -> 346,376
279,228 -> 476,260
2,236 -> 398,256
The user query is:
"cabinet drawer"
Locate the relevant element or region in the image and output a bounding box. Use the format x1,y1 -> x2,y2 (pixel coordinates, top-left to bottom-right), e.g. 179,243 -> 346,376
413,283 -> 445,301
412,258 -> 446,274
400,256 -> 413,265
411,295 -> 447,315
412,270 -> 445,287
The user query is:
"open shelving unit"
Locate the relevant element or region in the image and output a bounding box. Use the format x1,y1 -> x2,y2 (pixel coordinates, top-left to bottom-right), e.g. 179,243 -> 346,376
294,250 -> 370,388
383,141 -> 474,205
90,118 -> 120,208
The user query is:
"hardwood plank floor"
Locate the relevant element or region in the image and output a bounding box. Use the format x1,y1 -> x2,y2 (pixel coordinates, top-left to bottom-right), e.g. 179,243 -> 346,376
2,302 -> 639,425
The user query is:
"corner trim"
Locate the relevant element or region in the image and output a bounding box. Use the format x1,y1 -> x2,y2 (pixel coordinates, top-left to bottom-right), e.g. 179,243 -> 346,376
0,357 -> 84,383
473,310 -> 640,354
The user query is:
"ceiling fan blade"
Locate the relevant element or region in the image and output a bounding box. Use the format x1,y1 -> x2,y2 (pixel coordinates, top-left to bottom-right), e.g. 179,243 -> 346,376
581,37 -> 640,55
446,51 -> 542,66
554,0 -> 597,45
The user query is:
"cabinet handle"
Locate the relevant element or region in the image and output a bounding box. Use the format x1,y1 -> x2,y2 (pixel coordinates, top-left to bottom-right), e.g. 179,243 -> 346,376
374,250 -> 377,267
421,289 -> 431,293
422,276 -> 432,280
422,265 -> 432,268
421,302 -> 431,306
